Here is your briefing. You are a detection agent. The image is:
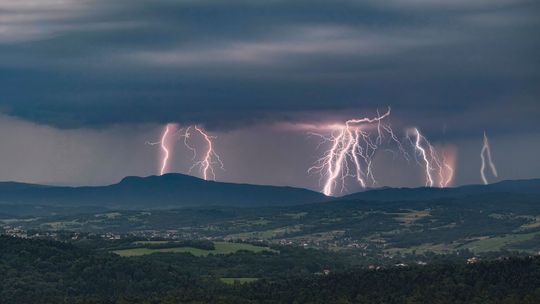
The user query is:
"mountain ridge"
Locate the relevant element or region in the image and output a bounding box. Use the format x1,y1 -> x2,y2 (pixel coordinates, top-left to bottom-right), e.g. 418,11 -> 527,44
339,178 -> 540,202
1,174 -> 539,210
0,173 -> 327,209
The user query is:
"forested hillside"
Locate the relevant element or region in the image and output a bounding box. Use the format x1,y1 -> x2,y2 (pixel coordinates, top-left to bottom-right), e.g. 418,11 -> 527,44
1,236 -> 539,304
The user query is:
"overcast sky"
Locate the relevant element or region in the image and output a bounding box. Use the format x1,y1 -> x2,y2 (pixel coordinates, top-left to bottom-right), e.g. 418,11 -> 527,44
0,0 -> 539,193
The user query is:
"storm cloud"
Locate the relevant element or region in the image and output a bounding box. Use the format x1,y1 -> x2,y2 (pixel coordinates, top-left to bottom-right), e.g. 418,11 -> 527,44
0,0 -> 538,132
0,0 -> 539,189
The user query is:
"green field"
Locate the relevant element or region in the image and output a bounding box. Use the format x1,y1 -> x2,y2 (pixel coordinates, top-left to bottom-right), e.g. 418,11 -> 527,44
133,240 -> 169,245
385,231 -> 540,254
226,225 -> 304,240
458,232 -> 540,252
112,242 -> 276,257
220,277 -> 259,285
391,209 -> 430,226
6,187 -> 540,255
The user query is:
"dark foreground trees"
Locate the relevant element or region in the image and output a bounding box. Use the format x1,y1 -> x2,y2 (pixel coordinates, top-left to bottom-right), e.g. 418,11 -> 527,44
1,236 -> 539,304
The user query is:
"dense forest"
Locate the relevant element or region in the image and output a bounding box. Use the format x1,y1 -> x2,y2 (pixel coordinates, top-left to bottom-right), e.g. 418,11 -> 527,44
1,236 -> 539,304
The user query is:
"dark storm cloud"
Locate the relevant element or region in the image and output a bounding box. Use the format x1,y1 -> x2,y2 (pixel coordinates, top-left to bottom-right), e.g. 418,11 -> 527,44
0,0 -> 539,136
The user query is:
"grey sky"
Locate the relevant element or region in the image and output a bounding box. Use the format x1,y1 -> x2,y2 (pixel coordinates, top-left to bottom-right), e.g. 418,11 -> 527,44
0,0 -> 539,192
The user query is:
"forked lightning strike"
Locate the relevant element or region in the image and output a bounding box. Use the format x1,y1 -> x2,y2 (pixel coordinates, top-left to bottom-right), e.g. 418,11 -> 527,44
148,111 -> 460,195
147,124 -> 224,180
186,126 -> 224,181
308,107 -> 405,196
480,131 -> 498,185
408,128 -> 454,188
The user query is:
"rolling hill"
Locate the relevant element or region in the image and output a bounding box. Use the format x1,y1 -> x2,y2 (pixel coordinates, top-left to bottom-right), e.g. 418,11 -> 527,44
1,175 -> 539,215
339,179 -> 540,202
0,173 -> 327,209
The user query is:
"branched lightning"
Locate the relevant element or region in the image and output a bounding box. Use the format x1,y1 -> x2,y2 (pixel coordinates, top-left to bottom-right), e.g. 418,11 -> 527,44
147,124 -> 223,180
308,107 -> 407,196
407,128 -> 454,188
144,111 -> 462,193
182,126 -> 197,160
480,131 -> 498,185
185,126 -> 224,181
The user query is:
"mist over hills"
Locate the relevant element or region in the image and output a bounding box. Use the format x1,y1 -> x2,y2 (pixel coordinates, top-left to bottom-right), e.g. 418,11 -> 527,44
0,174 -> 539,214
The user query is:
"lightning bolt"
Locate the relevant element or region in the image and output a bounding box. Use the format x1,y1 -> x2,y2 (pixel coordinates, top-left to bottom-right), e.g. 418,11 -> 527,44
442,151 -> 455,187
159,125 -> 171,175
308,107 -> 406,196
146,123 -> 180,175
480,131 -> 498,185
182,126 -> 197,160
148,124 -> 224,179
411,128 -> 434,187
408,128 -> 454,188
184,126 -> 224,181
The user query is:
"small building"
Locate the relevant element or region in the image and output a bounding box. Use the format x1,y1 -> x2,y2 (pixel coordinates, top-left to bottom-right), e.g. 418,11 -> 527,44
467,257 -> 480,264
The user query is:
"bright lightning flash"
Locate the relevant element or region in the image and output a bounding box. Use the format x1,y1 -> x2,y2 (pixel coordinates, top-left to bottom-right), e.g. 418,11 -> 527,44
408,128 -> 454,188
480,131 -> 498,185
184,126 -> 224,181
148,124 -> 224,180
308,107 -> 407,196
146,123 -> 180,175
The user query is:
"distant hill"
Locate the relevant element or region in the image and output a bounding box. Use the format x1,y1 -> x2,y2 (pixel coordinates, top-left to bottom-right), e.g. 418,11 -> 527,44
0,173 -> 327,209
339,179 -> 540,202
1,176 -> 539,213
2,178 -> 540,252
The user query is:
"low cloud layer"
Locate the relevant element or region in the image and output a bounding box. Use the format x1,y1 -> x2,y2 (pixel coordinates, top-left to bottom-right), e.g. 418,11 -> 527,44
0,0 -> 538,188
0,0 -> 538,132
